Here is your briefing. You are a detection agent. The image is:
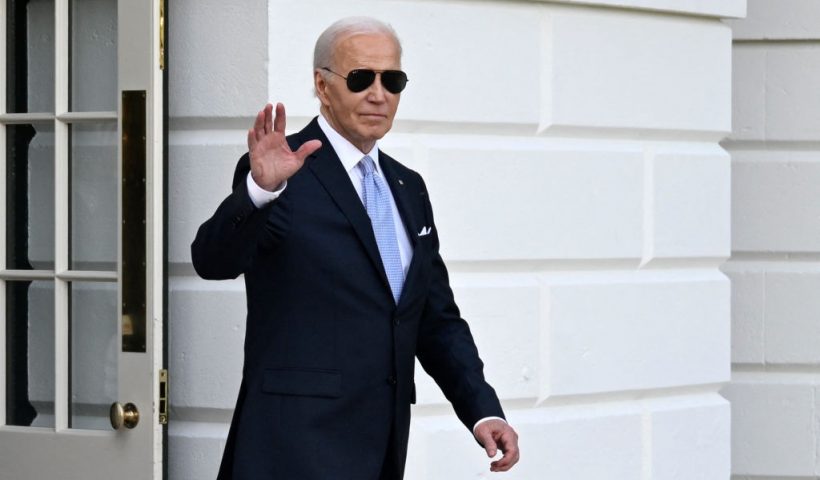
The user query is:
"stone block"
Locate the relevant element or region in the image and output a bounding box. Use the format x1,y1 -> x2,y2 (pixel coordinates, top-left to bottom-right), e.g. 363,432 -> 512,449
553,0 -> 745,18
547,9 -> 731,133
764,266 -> 820,363
650,394 -> 731,480
722,377 -> 816,476
169,277 -> 247,409
720,262 -> 765,364
170,0 -> 268,118
728,46 -> 766,141
728,45 -> 820,142
426,142 -> 644,261
414,273 -> 542,405
544,270 -> 729,397
168,140 -> 247,265
731,149 -> 820,252
728,0 -> 820,40
406,405 -> 643,479
168,422 -> 229,480
652,146 -> 731,258
766,46 -> 820,141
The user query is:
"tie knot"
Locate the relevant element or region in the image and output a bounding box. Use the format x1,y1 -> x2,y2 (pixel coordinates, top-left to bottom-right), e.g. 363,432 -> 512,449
359,155 -> 376,176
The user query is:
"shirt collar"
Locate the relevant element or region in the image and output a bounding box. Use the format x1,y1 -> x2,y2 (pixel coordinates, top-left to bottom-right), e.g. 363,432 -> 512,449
318,114 -> 382,176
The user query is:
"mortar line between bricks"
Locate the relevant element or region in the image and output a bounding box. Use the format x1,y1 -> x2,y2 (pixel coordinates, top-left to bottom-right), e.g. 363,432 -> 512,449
730,476 -> 819,480
722,139 -> 820,150
727,252 -> 820,262
412,384 -> 727,415
168,259 -> 732,277
734,39 -> 820,46
733,364 -> 820,375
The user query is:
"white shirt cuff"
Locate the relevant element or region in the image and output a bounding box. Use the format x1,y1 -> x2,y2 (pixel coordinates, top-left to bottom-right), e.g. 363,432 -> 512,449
472,416 -> 507,436
246,172 -> 286,208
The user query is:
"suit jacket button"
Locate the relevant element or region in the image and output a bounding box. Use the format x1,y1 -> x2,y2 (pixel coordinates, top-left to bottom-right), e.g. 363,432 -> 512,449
387,375 -> 397,386
393,317 -> 400,326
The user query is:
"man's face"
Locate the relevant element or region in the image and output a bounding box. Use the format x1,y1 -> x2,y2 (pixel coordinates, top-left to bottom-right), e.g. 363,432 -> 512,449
315,33 -> 402,153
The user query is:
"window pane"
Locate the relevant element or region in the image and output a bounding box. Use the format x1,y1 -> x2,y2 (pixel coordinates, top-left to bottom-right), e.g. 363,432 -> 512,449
69,281 -> 117,430
5,280 -> 55,427
69,0 -> 117,111
5,0 -> 55,113
5,123 -> 55,270
70,122 -> 117,271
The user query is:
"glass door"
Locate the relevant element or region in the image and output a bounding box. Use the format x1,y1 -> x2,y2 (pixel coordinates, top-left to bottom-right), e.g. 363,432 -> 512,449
0,0 -> 164,478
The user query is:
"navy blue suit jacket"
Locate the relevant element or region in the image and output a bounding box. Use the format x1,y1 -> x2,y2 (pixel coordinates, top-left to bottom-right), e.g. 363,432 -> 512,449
191,118 -> 504,479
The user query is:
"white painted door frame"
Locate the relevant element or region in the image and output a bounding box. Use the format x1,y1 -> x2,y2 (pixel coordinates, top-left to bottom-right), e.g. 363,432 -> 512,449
0,0 -> 165,478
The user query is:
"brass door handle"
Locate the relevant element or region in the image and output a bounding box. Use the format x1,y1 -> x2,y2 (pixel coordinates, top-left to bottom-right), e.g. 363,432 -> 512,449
110,402 -> 140,430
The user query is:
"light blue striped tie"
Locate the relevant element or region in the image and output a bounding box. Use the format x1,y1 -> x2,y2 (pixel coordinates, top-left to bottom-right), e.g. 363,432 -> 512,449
359,155 -> 404,304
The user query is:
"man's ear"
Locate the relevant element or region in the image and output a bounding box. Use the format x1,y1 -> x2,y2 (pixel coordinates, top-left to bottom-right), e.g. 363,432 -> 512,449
314,70 -> 330,106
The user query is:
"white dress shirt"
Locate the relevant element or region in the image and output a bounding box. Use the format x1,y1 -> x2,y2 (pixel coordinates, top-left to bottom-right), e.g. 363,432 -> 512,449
245,115 -> 505,435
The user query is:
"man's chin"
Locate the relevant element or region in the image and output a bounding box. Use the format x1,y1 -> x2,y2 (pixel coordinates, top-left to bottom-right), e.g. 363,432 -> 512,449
358,127 -> 390,142
374,121 -> 394,134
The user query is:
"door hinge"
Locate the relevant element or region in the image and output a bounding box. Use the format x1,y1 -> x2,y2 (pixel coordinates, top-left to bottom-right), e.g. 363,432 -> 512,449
159,369 -> 169,424
159,0 -> 166,70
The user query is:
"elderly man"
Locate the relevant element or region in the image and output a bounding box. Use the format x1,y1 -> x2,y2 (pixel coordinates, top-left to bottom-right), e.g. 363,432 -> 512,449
192,16 -> 519,479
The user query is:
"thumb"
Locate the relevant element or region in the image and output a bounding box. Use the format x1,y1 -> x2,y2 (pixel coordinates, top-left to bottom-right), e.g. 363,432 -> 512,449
476,428 -> 498,458
295,139 -> 322,161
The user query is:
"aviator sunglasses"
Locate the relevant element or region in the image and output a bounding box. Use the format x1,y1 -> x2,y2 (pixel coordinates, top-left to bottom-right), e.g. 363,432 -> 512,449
321,67 -> 409,94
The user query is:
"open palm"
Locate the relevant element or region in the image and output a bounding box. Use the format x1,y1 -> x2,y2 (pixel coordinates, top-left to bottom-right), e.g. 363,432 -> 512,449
247,102 -> 322,191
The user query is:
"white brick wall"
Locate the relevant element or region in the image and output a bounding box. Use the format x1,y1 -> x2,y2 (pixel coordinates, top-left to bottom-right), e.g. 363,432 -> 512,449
167,0 -> 269,477
169,1 -> 736,478
723,0 -> 820,478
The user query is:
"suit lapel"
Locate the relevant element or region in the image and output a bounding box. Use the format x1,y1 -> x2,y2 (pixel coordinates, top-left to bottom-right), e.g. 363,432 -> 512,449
300,119 -> 392,294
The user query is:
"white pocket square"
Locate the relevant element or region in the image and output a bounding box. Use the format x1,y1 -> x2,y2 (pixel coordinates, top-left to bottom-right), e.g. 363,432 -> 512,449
418,226 -> 432,236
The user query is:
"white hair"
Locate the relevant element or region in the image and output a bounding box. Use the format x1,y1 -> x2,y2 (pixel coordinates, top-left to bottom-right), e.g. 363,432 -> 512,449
313,16 -> 402,71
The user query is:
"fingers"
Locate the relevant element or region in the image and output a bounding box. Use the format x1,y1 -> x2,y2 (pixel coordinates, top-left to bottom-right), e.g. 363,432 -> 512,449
489,429 -> 520,473
294,139 -> 322,161
264,103 -> 274,135
475,428 -> 498,458
247,128 -> 257,154
273,102 -> 286,133
476,421 -> 520,473
251,103 -> 275,140
253,107 -> 266,143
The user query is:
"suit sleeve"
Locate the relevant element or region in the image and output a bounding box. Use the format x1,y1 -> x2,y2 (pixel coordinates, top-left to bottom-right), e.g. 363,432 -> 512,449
191,153 -> 278,280
414,179 -> 506,432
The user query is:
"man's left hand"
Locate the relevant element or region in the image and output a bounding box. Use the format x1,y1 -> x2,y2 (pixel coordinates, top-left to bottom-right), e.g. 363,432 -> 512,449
474,419 -> 520,472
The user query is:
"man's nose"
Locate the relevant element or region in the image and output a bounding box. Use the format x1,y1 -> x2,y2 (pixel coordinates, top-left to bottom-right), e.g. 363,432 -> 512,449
366,74 -> 387,102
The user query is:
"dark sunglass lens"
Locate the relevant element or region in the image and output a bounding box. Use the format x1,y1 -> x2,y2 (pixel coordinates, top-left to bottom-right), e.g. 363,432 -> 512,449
346,70 -> 376,92
381,71 -> 408,94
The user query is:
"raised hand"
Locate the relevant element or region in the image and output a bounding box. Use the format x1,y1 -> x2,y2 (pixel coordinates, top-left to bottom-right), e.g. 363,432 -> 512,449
247,102 -> 322,191
474,419 -> 520,473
